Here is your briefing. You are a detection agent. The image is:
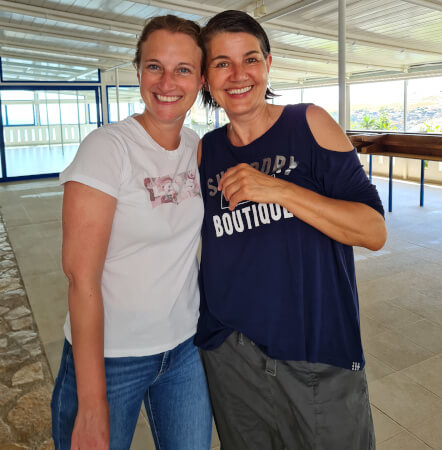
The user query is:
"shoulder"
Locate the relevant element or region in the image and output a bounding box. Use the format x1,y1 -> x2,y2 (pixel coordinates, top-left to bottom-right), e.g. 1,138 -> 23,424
181,126 -> 200,147
305,104 -> 353,152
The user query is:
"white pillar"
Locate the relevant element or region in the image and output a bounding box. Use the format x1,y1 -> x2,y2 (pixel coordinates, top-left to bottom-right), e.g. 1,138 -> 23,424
338,0 -> 346,130
115,68 -> 120,122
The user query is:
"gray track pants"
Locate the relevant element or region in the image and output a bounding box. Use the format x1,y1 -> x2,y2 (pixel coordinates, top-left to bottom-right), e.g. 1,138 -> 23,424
200,331 -> 375,450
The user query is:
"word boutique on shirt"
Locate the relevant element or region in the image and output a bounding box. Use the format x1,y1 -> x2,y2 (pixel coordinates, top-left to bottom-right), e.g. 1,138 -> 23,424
213,201 -> 294,237
209,154 -> 299,238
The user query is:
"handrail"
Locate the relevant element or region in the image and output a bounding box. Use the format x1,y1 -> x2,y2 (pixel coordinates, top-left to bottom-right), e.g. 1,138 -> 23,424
347,132 -> 442,211
348,132 -> 442,161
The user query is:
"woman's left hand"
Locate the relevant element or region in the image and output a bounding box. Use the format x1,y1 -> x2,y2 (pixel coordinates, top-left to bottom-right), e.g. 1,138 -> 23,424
218,163 -> 287,210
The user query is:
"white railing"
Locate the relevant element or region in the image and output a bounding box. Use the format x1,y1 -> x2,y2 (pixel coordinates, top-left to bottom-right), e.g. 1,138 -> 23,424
3,124 -> 96,147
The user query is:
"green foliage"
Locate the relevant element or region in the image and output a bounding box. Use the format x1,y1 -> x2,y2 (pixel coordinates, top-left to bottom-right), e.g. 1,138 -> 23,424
359,114 -> 375,129
420,120 -> 442,133
356,107 -> 397,131
373,107 -> 397,130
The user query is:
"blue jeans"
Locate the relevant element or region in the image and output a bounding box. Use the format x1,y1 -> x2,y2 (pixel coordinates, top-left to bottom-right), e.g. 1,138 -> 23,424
51,336 -> 212,450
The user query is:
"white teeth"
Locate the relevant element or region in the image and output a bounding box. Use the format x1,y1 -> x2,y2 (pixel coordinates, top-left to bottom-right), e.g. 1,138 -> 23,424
227,86 -> 252,95
156,94 -> 180,102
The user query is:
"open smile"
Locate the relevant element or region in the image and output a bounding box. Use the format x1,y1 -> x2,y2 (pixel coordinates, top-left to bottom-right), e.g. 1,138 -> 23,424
154,94 -> 182,103
226,86 -> 253,95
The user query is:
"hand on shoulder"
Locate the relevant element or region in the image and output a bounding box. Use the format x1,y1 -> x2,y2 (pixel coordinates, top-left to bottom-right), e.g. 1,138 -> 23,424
306,104 -> 353,152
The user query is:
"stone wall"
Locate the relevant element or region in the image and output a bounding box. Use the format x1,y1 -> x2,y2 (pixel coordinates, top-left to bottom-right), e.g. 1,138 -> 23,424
0,216 -> 54,449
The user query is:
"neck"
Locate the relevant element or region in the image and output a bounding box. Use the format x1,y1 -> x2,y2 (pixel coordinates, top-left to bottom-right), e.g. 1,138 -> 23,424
135,110 -> 183,150
227,103 -> 284,147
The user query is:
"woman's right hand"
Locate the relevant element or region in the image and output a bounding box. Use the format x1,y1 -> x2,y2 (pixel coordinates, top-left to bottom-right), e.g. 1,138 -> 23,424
71,399 -> 110,449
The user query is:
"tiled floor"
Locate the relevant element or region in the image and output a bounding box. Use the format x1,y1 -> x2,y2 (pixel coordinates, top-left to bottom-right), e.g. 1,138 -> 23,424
0,175 -> 441,449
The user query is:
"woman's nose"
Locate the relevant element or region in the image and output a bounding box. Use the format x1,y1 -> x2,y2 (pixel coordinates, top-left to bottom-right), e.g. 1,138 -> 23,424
158,71 -> 176,90
231,64 -> 248,81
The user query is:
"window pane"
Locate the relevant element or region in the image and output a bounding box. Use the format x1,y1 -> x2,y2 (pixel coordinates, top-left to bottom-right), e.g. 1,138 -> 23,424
407,77 -> 442,133
6,104 -> 35,125
350,80 -> 404,131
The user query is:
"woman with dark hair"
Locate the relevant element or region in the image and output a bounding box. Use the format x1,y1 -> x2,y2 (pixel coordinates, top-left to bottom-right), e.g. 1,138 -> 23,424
196,9 -> 386,450
51,15 -> 212,450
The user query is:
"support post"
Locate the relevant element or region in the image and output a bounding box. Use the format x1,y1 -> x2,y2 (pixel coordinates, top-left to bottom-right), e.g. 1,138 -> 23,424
389,156 -> 393,212
115,68 -> 120,122
369,155 -> 373,182
420,160 -> 425,207
338,0 -> 346,129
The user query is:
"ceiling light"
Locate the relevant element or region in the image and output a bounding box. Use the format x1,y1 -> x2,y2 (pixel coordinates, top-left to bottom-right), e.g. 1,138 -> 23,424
260,0 -> 267,15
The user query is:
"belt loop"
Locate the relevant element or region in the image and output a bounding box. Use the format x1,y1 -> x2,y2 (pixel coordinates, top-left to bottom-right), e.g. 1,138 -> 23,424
237,332 -> 244,346
265,358 -> 277,377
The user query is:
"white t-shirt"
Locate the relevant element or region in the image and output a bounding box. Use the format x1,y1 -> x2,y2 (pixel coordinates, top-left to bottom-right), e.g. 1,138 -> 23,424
60,116 -> 203,357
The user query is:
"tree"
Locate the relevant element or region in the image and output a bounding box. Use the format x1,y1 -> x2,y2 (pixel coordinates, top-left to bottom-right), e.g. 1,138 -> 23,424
373,107 -> 396,130
358,114 -> 375,130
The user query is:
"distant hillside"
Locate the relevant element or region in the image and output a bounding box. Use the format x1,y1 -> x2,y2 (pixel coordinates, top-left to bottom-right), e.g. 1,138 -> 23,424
349,97 -> 442,132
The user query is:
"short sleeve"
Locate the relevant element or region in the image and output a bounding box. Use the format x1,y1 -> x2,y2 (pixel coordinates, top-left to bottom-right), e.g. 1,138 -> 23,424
316,148 -> 385,218
60,127 -> 126,198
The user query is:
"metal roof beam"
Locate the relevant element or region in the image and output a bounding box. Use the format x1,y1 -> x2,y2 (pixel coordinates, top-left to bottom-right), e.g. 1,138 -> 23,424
0,21 -> 136,48
399,0 -> 442,11
271,43 -> 403,70
2,0 -> 441,58
0,0 -> 141,34
0,39 -> 132,64
0,19 -> 403,72
257,0 -> 324,22
263,20 -> 442,57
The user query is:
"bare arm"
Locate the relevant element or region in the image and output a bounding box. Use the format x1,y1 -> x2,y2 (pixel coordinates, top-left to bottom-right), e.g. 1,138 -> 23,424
62,181 -> 117,449
218,106 -> 387,251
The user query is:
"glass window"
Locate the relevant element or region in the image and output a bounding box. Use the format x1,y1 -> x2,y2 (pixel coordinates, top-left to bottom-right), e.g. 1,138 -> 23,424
5,104 -> 35,126
350,80 -> 404,131
107,86 -> 143,122
273,89 -> 302,106
407,77 -> 442,133
303,86 -> 338,121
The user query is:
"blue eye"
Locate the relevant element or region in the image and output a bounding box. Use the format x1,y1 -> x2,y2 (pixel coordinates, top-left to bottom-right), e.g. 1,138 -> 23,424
177,67 -> 191,74
215,61 -> 229,69
246,57 -> 258,64
146,64 -> 160,71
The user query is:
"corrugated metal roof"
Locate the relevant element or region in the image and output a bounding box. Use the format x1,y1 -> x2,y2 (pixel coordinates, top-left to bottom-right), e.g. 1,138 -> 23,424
0,0 -> 441,85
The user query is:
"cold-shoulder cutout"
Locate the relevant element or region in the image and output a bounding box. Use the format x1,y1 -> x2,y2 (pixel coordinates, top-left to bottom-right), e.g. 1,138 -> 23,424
306,104 -> 353,152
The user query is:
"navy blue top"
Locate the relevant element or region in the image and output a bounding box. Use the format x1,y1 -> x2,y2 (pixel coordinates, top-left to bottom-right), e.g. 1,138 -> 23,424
195,103 -> 384,370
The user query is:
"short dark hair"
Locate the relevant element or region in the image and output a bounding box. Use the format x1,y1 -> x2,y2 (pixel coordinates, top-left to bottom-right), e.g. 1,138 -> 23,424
133,15 -> 203,72
201,10 -> 277,108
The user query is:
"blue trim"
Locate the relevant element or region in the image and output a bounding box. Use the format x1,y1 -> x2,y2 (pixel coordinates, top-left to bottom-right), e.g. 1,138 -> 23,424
96,87 -> 102,126
388,156 -> 393,213
0,173 -> 59,183
0,92 -> 6,178
87,103 -> 97,124
369,154 -> 373,182
420,160 -> 425,207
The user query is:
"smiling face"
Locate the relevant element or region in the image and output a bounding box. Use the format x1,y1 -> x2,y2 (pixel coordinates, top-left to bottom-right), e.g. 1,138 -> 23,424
137,29 -> 203,126
206,32 -> 271,118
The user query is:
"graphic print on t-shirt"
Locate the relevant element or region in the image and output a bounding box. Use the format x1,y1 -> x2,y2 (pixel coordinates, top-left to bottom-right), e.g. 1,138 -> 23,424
144,169 -> 200,208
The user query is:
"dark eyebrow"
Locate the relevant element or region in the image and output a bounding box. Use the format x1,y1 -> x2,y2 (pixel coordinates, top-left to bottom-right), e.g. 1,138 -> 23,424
209,50 -> 261,64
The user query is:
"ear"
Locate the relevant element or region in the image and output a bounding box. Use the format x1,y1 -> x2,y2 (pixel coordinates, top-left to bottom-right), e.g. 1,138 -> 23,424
266,54 -> 272,73
200,74 -> 205,90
